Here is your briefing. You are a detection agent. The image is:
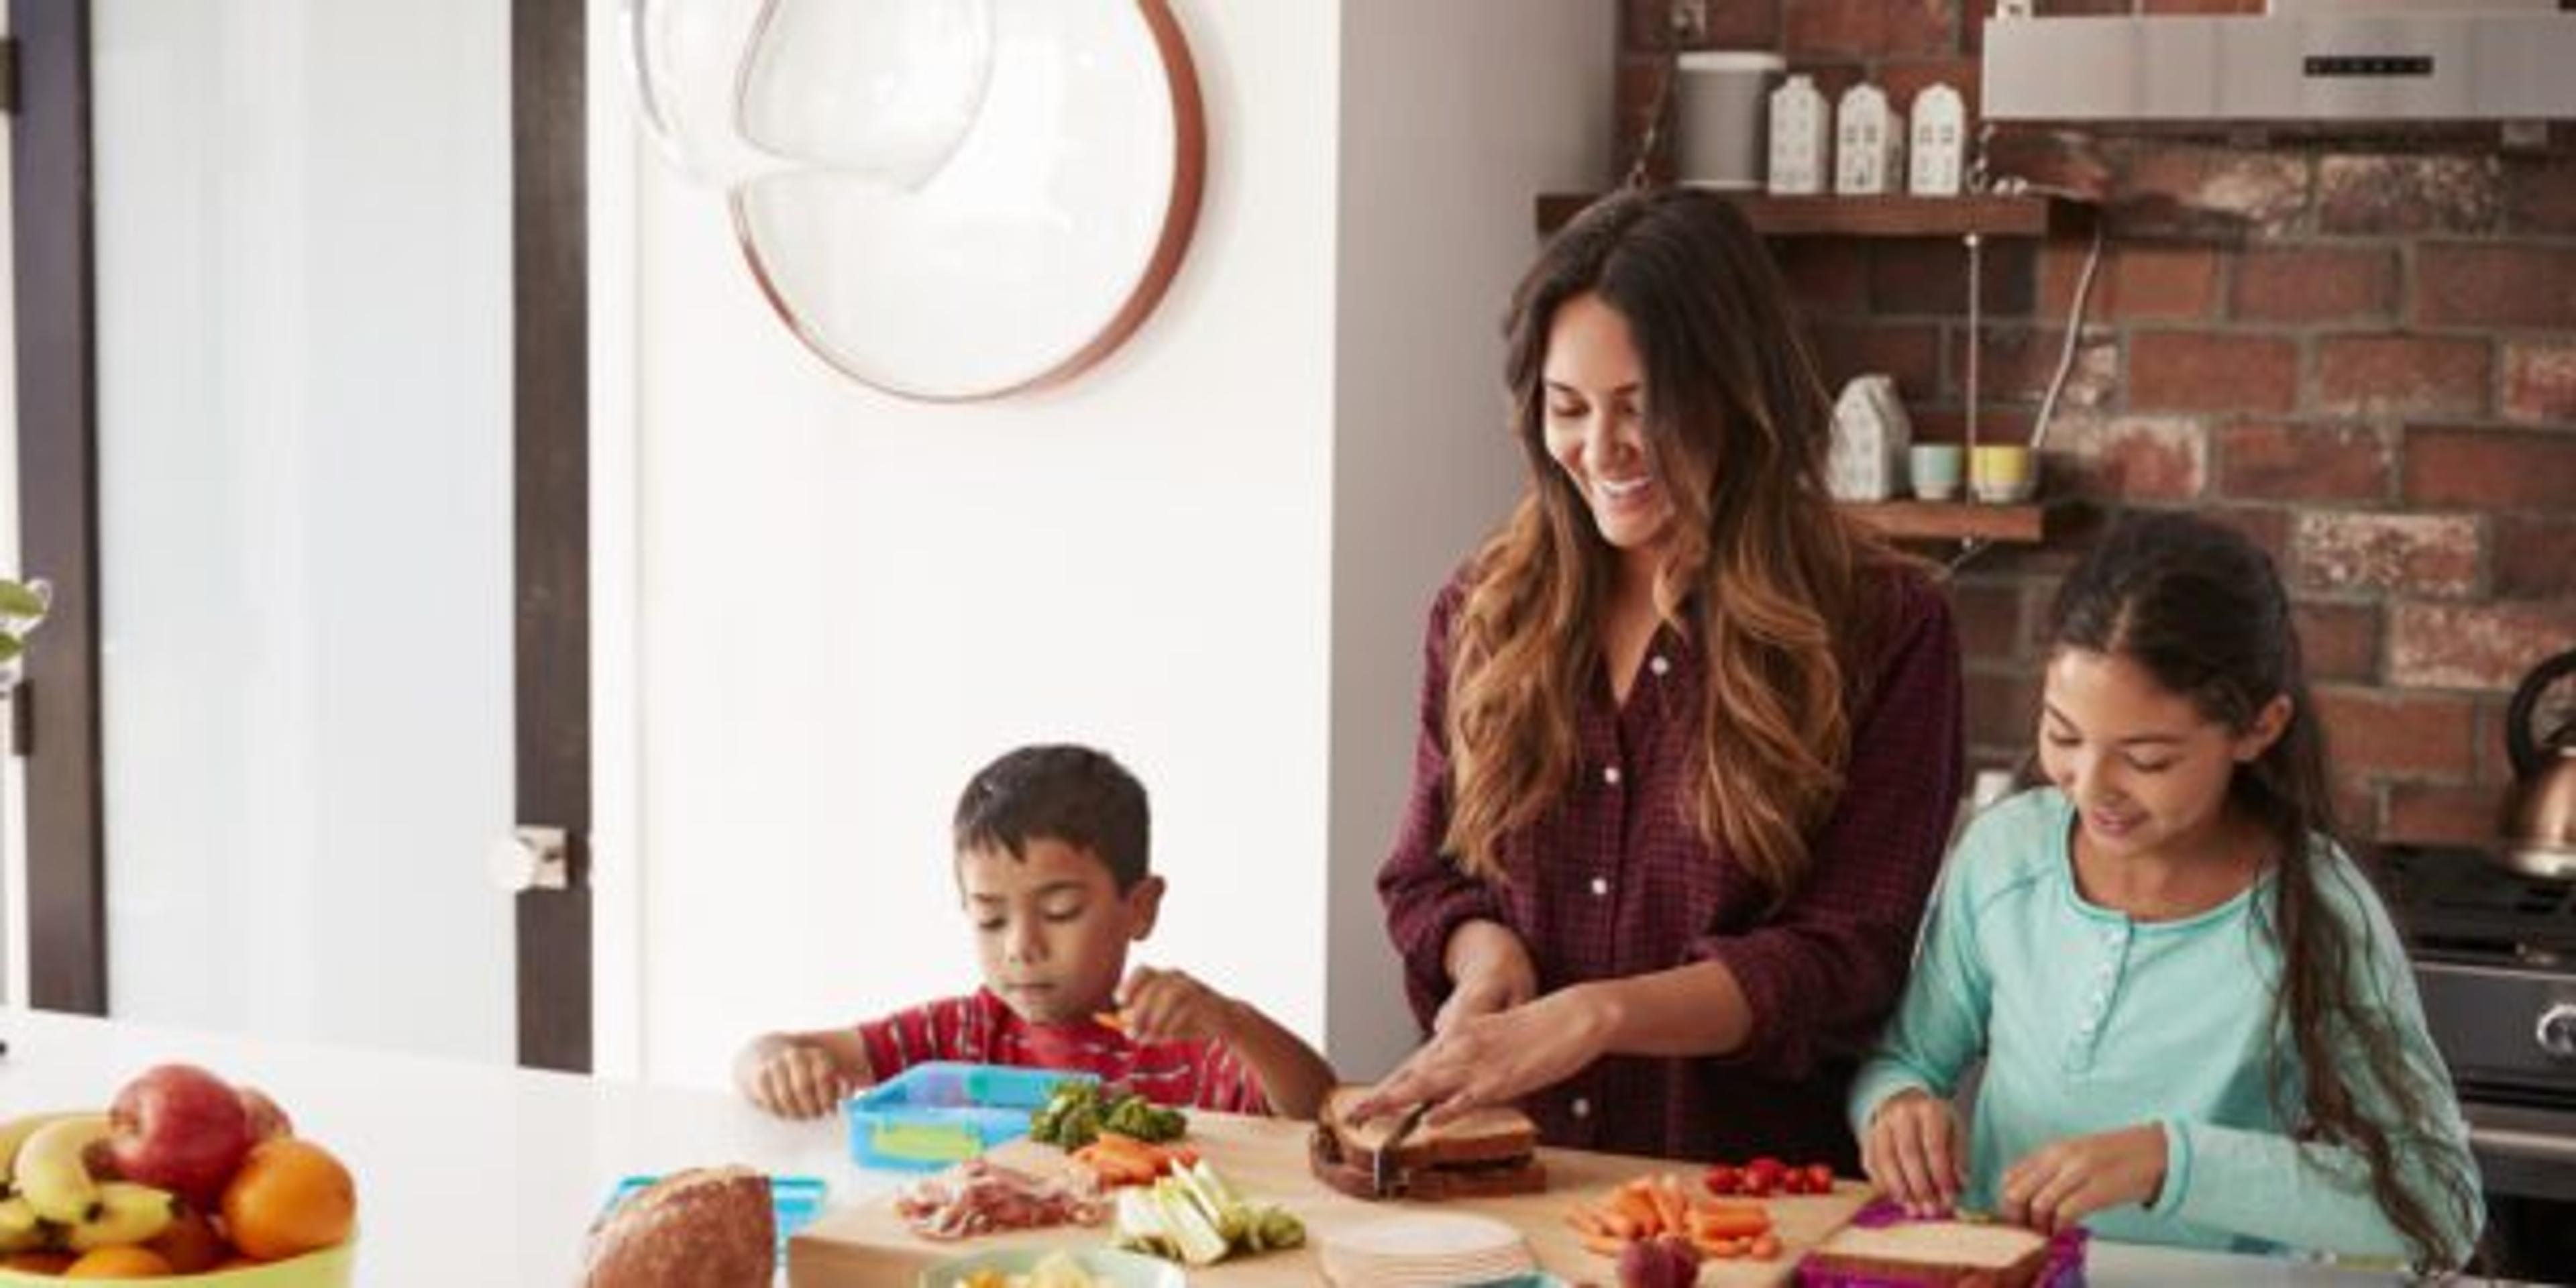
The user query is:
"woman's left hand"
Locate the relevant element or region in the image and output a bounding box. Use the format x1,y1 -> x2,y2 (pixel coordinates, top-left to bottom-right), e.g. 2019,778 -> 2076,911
1354,984 -> 1612,1126
1998,1124 -> 2168,1234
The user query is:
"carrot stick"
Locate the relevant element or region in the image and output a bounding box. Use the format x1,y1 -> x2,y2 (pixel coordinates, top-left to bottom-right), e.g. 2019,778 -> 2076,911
1599,1210 -> 1640,1240
1611,1187 -> 1661,1234
1691,1209 -> 1773,1240
1582,1233 -> 1629,1257
1646,1180 -> 1685,1236
1747,1233 -> 1782,1260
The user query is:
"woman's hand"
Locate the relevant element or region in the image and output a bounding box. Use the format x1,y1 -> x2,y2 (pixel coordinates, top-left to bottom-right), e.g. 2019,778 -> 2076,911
1115,965 -> 1238,1046
1435,920 -> 1538,1034
1861,1088 -> 1967,1217
737,1036 -> 849,1121
1352,983 -> 1612,1126
1999,1124 -> 2168,1234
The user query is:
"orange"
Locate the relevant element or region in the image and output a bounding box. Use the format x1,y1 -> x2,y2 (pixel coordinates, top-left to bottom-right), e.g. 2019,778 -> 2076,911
219,1138 -> 357,1262
62,1246 -> 174,1277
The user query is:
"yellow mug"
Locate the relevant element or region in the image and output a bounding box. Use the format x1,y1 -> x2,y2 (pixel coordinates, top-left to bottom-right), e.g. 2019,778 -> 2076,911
1970,445 -> 2036,503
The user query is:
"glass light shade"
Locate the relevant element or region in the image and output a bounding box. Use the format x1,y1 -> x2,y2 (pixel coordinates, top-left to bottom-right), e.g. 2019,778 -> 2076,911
625,0 -> 993,191
739,0 -> 994,191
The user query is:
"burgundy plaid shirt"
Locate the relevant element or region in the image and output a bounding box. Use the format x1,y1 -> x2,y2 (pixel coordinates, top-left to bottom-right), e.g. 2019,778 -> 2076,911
1379,565 -> 1962,1167
855,989 -> 1271,1114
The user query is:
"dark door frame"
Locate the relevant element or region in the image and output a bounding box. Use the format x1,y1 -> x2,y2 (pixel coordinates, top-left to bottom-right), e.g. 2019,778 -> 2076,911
8,0 -> 595,1072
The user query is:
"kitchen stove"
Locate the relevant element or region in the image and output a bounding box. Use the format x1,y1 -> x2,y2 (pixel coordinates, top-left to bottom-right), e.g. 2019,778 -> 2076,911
2379,843 -> 2576,1281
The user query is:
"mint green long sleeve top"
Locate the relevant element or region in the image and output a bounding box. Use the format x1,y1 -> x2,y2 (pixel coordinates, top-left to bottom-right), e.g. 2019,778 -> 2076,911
1849,789 -> 2481,1266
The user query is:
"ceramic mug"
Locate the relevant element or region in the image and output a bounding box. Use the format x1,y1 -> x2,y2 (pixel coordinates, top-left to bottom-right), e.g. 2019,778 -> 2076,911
1970,444 -> 2037,503
1909,444 -> 1965,501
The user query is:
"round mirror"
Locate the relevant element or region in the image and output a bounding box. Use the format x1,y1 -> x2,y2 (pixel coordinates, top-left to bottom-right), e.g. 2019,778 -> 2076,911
729,0 -> 1205,400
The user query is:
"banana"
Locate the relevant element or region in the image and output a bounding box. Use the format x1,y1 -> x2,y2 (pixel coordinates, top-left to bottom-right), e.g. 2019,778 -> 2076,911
61,1182 -> 176,1252
0,1110 -> 87,1190
13,1113 -> 110,1224
0,1195 -> 46,1254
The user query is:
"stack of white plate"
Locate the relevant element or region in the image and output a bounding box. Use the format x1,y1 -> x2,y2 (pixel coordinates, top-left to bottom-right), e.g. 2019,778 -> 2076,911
1318,1214 -> 1538,1286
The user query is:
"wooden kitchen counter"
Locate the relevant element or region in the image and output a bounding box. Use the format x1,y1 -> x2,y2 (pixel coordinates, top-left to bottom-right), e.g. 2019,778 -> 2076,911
790,1112 -> 1872,1287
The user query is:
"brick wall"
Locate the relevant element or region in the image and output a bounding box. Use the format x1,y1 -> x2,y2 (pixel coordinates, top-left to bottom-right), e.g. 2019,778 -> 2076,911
1616,1 -> 2576,847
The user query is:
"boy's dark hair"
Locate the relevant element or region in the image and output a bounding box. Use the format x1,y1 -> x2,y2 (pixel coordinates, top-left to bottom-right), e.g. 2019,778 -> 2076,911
952,745 -> 1150,891
2049,512 -> 2479,1272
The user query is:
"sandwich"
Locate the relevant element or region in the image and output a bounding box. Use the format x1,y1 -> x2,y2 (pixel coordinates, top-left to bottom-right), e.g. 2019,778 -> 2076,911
1797,1208 -> 2084,1288
1307,1085 -> 1546,1201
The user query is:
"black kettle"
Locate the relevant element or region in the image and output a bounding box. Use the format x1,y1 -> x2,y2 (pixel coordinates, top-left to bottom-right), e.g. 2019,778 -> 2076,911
2503,647 -> 2576,881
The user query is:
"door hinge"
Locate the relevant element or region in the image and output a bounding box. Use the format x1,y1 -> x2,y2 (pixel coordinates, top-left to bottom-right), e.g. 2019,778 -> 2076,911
6,680 -> 30,757
1,37 -> 17,117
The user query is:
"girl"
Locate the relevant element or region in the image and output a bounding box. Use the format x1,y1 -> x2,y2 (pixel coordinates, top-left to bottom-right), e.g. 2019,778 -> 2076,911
1853,512 -> 2481,1270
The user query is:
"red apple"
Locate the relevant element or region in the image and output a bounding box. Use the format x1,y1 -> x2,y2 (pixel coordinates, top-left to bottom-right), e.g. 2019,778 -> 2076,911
106,1063 -> 253,1207
237,1085 -> 294,1142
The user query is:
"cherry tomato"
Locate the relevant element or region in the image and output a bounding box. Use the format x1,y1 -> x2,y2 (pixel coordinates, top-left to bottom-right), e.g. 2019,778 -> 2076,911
1703,1164 -> 1740,1196
1804,1163 -> 1837,1193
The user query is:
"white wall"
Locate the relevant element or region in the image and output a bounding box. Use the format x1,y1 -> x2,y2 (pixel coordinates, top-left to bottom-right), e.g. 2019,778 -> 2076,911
619,1 -> 1617,1090
1325,0 -> 1616,1081
0,0 -> 19,1005
630,3 -> 1343,1087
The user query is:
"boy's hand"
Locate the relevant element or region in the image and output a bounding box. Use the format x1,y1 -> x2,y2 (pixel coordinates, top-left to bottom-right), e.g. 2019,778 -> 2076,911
2000,1123 -> 2167,1234
1862,1088 -> 1967,1217
741,1038 -> 849,1120
1114,966 -> 1237,1046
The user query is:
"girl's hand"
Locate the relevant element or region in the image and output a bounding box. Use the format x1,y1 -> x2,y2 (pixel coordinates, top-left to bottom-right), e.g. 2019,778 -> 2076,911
743,1039 -> 849,1120
1435,920 -> 1538,1034
1115,965 -> 1236,1046
2000,1124 -> 2168,1234
1350,983 -> 1610,1126
1862,1088 -> 1967,1217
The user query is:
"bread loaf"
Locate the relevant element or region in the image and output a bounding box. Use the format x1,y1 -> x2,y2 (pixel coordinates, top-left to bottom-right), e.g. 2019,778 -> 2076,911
583,1166 -> 775,1288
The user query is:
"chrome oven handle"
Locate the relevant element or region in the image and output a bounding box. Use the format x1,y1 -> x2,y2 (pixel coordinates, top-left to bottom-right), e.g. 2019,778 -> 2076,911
2541,1003 -> 2576,1061
2471,1123 -> 2576,1166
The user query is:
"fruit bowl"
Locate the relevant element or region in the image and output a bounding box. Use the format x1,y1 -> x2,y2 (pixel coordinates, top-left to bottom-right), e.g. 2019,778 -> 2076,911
0,1240 -> 354,1286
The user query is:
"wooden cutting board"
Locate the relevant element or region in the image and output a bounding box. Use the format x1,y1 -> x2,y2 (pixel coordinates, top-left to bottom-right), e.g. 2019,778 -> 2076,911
789,1112 -> 1870,1287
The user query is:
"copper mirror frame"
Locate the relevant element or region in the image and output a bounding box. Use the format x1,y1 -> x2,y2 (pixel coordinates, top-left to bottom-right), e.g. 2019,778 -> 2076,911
722,0 -> 1206,402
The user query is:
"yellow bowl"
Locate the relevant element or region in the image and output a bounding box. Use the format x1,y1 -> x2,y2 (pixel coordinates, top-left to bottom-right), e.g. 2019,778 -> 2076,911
0,1240 -> 354,1287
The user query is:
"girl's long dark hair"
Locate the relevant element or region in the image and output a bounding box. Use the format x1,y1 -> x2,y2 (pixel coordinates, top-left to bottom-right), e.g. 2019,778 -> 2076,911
2048,513 -> 2477,1271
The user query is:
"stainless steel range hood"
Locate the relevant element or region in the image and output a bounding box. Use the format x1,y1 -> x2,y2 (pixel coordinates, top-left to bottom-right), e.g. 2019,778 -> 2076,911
1982,1 -> 2576,125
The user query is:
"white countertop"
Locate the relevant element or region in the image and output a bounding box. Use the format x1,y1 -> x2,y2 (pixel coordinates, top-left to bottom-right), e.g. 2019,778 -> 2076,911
0,1007 -> 2406,1285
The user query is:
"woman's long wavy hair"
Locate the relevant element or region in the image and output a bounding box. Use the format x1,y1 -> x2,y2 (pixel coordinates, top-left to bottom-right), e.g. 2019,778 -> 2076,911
2048,513 -> 2480,1272
1442,187 -> 1890,900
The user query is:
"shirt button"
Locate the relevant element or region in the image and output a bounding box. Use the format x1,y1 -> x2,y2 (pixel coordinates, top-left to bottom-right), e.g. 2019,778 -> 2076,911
1571,1097 -> 1592,1119
1590,875 -> 1610,898
1603,765 -> 1623,786
1648,655 -> 1670,676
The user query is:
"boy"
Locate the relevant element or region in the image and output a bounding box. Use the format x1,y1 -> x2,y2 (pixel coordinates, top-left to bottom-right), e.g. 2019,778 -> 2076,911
735,744 -> 1337,1122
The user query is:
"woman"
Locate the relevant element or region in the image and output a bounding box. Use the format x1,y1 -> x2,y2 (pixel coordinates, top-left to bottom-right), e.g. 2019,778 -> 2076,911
1364,187 -> 1964,1169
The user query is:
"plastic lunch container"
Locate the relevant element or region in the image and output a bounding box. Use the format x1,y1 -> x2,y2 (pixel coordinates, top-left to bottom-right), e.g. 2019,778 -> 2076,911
845,1063 -> 1097,1171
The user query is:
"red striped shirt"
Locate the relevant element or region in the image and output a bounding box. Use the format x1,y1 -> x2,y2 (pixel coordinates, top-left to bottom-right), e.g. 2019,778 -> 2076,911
855,988 -> 1272,1115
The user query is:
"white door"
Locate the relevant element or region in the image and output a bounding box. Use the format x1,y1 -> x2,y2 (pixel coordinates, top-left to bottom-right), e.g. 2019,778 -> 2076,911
86,0 -> 517,1062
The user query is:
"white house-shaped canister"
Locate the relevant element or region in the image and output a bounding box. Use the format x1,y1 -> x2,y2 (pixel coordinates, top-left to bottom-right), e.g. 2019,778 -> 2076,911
1828,374 -> 1913,502
1909,84 -> 1967,197
1767,74 -> 1831,196
1835,83 -> 1904,196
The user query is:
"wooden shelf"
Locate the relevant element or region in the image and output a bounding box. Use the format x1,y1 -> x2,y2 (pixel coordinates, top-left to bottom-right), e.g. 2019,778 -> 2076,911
1534,192 -> 2092,239
1843,498 -> 2061,545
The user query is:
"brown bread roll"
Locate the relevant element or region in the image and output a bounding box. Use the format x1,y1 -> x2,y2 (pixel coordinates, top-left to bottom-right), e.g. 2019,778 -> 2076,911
583,1165 -> 775,1288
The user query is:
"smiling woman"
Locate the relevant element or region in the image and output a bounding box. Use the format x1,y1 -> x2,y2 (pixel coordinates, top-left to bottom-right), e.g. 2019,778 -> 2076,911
1368,186 -> 1965,1169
